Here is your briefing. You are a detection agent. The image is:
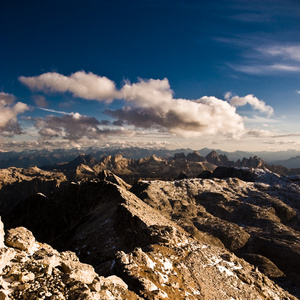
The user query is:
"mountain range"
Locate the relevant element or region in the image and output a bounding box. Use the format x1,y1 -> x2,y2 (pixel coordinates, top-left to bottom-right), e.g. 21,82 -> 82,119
2,147 -> 300,169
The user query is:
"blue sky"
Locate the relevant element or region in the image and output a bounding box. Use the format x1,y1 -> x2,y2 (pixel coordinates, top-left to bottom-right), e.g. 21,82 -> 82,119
1,0 -> 300,151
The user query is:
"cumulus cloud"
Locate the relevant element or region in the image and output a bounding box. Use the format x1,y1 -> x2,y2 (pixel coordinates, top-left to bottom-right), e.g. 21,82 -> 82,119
33,112 -> 132,141
20,72 -> 278,138
19,71 -> 119,101
0,92 -> 16,105
0,92 -> 29,137
107,95 -> 245,138
117,78 -> 245,138
226,93 -> 274,117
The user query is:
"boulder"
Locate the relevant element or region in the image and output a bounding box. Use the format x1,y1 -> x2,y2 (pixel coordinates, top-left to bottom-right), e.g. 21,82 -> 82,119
5,227 -> 36,252
61,260 -> 97,284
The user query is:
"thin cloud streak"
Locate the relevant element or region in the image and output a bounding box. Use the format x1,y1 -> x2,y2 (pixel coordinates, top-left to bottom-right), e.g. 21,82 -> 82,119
37,107 -> 72,115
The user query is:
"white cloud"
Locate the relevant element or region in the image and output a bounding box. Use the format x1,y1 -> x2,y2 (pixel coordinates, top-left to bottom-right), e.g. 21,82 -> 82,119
0,92 -> 29,136
19,71 -> 119,101
227,93 -> 274,117
21,72 -> 248,139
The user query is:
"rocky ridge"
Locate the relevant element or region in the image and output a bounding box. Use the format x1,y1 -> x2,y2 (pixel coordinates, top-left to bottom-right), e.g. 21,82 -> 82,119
0,167 -> 67,214
2,170 -> 300,299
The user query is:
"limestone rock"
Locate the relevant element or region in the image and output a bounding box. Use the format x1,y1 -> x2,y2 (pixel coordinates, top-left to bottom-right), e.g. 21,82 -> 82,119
61,260 -> 97,284
0,247 -> 16,271
5,227 -> 36,252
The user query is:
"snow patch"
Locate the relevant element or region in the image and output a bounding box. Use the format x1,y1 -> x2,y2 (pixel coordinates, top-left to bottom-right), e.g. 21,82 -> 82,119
159,257 -> 173,272
37,192 -> 46,197
217,265 -> 234,276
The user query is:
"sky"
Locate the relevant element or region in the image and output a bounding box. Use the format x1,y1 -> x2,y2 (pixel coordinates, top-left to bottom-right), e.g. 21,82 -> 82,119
1,0 -> 300,152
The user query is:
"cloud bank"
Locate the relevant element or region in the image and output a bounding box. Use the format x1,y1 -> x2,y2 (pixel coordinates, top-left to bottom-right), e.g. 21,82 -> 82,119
0,92 -> 29,137
20,71 -> 252,139
33,112 -> 130,141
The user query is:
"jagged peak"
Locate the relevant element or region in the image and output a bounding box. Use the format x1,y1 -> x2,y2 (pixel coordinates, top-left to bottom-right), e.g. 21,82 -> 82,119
206,150 -> 219,158
186,151 -> 206,162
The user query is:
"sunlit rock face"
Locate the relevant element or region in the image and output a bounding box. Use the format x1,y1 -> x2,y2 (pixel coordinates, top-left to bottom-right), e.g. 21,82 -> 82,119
131,170 -> 300,288
2,168 -> 300,299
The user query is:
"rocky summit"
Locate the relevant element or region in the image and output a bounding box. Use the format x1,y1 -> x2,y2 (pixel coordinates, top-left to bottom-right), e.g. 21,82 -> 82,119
1,165 -> 300,299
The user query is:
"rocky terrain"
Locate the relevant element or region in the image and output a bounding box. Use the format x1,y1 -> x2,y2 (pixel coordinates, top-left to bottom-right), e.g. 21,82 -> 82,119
2,166 -> 300,299
0,218 -> 139,299
0,167 -> 67,214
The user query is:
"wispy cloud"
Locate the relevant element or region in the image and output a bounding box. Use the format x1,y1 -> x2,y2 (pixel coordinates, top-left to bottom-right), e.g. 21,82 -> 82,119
259,45 -> 300,62
229,63 -> 300,74
220,34 -> 300,74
